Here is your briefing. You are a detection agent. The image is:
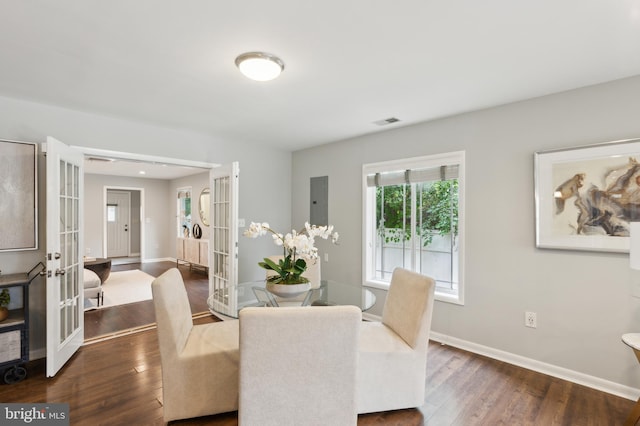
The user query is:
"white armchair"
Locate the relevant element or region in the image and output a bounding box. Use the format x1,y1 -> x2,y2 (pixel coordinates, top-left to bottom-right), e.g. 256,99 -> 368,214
83,268 -> 103,307
151,268 -> 240,422
239,306 -> 361,426
357,267 -> 436,414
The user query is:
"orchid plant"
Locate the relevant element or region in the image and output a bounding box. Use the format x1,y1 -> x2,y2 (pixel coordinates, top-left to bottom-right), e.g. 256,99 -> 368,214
243,222 -> 339,284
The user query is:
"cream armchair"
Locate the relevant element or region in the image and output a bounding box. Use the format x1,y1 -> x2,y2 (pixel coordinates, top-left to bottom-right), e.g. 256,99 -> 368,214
83,268 -> 103,307
151,268 -> 240,422
357,267 -> 436,414
239,306 -> 361,426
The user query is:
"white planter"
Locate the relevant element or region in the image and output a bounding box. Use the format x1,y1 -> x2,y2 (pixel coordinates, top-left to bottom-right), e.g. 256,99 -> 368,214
266,282 -> 311,298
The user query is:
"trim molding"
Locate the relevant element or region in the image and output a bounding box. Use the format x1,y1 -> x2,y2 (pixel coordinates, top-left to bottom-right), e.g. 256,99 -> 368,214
430,331 -> 639,401
143,257 -> 174,263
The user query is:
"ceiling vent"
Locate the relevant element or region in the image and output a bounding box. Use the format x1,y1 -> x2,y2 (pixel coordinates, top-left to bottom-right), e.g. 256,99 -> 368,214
373,117 -> 401,126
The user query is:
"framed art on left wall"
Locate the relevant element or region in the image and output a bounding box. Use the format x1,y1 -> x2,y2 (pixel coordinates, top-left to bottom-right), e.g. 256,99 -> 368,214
0,140 -> 37,251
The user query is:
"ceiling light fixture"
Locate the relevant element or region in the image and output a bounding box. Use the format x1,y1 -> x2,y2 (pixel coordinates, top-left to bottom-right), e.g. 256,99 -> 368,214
235,52 -> 285,82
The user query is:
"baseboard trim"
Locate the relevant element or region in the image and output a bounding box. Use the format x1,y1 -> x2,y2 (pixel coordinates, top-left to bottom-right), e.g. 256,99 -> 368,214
29,348 -> 46,361
362,312 -> 381,322
430,331 -> 639,402
142,257 -> 174,263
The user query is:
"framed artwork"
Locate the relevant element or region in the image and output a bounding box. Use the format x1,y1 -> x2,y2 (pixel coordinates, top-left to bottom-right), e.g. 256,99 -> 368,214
0,140 -> 38,251
535,138 -> 640,253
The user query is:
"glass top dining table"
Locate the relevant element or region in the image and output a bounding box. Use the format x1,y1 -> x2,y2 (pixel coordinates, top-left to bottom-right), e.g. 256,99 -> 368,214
207,279 -> 377,319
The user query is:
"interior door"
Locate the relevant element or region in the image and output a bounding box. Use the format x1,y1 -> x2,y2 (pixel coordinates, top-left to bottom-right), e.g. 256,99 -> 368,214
106,190 -> 130,257
208,162 -> 239,316
44,136 -> 84,377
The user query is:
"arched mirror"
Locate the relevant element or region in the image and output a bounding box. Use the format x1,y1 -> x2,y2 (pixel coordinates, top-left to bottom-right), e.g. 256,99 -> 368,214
199,188 -> 210,226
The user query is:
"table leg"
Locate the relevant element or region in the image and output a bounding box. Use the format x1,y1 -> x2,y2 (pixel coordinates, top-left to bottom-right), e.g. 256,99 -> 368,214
626,348 -> 640,426
624,398 -> 640,426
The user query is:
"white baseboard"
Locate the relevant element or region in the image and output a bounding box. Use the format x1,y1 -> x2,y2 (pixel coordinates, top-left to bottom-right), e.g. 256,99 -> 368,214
29,347 -> 46,361
362,312 -> 381,322
142,257 -> 174,263
430,331 -> 639,402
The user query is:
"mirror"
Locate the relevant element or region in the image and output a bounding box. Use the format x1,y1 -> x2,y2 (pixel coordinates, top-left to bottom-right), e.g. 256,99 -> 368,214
199,188 -> 210,226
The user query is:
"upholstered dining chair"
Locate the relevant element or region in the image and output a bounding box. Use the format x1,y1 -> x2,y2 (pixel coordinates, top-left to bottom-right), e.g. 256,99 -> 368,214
239,306 -> 361,426
357,267 -> 436,414
151,268 -> 240,422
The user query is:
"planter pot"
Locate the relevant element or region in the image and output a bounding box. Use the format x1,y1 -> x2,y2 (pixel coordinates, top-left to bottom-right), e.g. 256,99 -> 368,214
0,307 -> 8,322
266,282 -> 311,298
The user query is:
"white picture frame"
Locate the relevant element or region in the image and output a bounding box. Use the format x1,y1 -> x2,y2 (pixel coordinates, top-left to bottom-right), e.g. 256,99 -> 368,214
535,138 -> 640,253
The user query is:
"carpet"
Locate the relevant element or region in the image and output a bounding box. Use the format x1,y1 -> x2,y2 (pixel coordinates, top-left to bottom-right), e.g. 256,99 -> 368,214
85,269 -> 155,310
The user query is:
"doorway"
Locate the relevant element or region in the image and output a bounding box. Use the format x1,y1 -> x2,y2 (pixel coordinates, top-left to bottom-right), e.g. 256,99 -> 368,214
104,187 -> 142,263
77,147 -> 218,341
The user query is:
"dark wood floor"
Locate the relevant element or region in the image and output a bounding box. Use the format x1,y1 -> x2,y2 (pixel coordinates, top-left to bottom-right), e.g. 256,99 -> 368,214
84,261 -> 209,340
0,317 -> 634,425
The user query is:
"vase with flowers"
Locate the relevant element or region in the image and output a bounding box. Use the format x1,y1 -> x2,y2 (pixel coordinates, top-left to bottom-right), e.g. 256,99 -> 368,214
243,222 -> 339,297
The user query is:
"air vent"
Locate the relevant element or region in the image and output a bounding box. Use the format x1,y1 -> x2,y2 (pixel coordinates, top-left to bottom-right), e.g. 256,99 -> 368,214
373,117 -> 401,126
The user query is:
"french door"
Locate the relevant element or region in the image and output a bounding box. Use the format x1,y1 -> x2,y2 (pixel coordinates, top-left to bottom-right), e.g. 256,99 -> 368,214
208,162 -> 239,316
44,137 -> 84,377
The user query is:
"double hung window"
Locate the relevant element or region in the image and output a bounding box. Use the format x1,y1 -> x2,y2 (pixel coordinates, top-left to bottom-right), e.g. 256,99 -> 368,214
363,151 -> 464,304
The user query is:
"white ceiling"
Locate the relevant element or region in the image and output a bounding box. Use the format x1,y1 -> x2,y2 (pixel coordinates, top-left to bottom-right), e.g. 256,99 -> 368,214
83,155 -> 208,179
2,1 -> 640,152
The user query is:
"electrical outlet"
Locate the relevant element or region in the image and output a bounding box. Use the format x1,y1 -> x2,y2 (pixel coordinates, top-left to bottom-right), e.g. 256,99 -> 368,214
525,311 -> 537,328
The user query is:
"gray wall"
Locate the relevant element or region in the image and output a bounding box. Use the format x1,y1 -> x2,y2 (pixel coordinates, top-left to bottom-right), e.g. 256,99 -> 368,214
292,75 -> 640,392
0,94 -> 292,356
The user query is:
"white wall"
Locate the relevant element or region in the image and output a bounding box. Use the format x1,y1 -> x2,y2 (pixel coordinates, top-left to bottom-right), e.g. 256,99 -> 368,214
292,75 -> 640,393
0,94 -> 292,356
84,174 -> 171,259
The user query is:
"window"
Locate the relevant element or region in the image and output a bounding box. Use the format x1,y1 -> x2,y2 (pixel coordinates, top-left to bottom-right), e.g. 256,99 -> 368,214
363,151 -> 465,304
177,187 -> 192,237
107,205 -> 117,222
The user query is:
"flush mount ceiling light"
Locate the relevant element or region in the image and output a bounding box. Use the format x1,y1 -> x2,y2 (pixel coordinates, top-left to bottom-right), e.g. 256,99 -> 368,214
235,52 -> 285,81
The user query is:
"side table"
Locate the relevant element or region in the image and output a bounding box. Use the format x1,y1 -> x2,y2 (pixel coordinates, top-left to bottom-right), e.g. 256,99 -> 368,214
622,333 -> 640,426
84,258 -> 112,283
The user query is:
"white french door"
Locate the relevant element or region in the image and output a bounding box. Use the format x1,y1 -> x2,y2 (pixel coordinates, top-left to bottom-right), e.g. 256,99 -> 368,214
208,162 -> 239,316
44,136 -> 84,377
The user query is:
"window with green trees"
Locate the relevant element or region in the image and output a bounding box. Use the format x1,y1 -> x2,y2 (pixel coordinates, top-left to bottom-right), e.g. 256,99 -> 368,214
364,151 -> 464,304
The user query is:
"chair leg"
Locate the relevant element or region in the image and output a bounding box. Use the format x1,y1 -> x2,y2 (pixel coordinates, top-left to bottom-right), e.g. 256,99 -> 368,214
624,398 -> 640,426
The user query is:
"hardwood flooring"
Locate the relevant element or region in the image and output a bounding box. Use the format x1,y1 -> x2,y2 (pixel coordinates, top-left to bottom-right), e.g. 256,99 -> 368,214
6,261 -> 635,424
84,261 -> 209,340
0,319 -> 633,425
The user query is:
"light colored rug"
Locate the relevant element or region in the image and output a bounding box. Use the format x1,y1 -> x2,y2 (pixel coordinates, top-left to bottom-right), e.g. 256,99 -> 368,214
85,269 -> 155,310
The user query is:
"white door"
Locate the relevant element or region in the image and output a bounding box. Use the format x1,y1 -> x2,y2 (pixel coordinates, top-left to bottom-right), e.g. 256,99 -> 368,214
106,190 -> 130,257
208,162 -> 239,316
44,136 -> 84,377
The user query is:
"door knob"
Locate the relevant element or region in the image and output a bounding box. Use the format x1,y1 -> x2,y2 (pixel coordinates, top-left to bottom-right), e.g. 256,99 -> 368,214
55,268 -> 66,276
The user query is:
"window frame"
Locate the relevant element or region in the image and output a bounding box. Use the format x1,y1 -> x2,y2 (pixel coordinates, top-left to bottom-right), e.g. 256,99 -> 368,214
362,151 -> 465,305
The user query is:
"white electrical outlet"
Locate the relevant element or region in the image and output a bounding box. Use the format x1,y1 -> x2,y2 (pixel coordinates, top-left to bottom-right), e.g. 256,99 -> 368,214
525,311 -> 537,328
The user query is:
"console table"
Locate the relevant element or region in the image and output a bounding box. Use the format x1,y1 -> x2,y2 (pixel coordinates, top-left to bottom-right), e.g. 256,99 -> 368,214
176,238 -> 208,272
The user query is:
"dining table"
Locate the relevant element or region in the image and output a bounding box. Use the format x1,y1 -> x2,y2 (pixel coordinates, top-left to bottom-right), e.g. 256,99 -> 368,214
207,279 -> 377,319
